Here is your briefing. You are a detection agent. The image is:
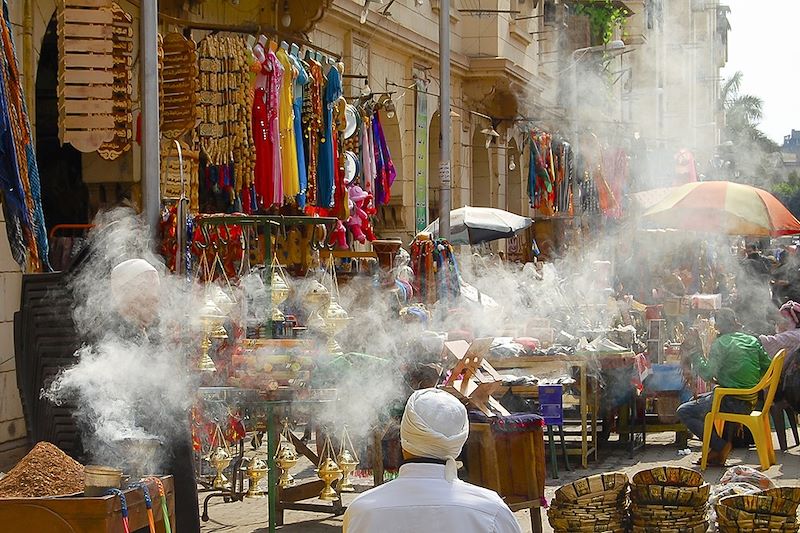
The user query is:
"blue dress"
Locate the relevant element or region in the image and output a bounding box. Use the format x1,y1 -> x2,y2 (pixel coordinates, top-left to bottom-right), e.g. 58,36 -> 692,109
317,66 -> 341,209
289,54 -> 310,208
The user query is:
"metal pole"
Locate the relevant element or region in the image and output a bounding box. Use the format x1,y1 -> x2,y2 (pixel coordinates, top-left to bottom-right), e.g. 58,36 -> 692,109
141,0 -> 160,232
438,0 -> 451,241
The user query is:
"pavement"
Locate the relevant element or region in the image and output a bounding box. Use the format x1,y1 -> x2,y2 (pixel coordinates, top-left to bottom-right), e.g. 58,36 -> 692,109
199,430 -> 800,532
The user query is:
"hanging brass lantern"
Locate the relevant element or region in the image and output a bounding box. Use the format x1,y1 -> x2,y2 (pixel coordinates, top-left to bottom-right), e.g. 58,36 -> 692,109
245,457 -> 268,498
322,299 -> 352,355
275,445 -> 299,488
336,449 -> 358,493
207,446 -> 232,490
271,270 -> 291,322
316,456 -> 342,501
337,426 -> 360,493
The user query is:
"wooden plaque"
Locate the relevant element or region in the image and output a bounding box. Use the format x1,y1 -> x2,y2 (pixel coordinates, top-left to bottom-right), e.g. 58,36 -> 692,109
159,32 -> 198,140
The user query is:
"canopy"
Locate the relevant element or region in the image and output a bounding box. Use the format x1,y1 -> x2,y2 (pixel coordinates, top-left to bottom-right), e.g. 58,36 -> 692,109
640,181 -> 800,237
422,207 -> 533,245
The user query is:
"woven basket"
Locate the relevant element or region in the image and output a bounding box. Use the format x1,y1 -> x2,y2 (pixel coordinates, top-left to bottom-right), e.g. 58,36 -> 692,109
630,482 -> 710,507
719,493 -> 800,517
554,472 -> 629,503
632,466 -> 704,488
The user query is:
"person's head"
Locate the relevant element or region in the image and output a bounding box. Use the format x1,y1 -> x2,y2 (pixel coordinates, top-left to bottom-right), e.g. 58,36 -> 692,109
110,259 -> 160,325
779,301 -> 800,331
400,388 -> 469,482
715,308 -> 740,335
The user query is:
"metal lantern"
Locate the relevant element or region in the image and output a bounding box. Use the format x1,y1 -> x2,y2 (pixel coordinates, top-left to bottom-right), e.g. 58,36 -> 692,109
336,426 -> 360,493
316,434 -> 342,501
275,420 -> 299,489
245,457 -> 268,498
207,446 -> 232,490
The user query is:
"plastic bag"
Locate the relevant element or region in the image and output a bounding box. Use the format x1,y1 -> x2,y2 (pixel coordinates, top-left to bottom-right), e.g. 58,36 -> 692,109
719,465 -> 775,490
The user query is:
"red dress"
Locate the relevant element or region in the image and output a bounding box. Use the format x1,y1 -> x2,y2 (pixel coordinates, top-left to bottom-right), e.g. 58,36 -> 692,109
252,86 -> 270,210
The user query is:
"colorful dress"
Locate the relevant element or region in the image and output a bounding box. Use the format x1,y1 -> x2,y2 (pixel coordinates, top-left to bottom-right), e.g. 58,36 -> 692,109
318,65 -> 341,209
276,48 -> 299,199
289,53 -> 310,208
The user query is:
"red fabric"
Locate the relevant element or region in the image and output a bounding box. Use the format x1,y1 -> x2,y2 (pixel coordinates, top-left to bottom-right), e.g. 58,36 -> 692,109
252,87 -> 271,209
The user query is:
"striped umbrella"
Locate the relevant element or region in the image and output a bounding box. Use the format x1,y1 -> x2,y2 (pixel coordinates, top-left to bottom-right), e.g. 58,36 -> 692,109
640,181 -> 800,237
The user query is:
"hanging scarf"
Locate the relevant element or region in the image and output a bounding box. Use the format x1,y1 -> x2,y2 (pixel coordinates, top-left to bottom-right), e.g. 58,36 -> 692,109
372,112 -> 396,206
318,65 -> 341,209
0,0 -> 48,270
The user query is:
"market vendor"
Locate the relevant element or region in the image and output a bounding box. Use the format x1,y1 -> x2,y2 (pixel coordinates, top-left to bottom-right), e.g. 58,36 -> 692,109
760,300 -> 800,357
343,388 -> 521,533
109,259 -> 201,532
676,308 -> 771,466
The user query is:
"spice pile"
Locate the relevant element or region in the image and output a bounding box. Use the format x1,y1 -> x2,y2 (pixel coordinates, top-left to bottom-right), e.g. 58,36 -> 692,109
0,442 -> 85,498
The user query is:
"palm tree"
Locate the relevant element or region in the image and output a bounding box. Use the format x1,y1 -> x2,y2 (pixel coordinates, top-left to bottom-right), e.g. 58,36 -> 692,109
717,71 -> 780,185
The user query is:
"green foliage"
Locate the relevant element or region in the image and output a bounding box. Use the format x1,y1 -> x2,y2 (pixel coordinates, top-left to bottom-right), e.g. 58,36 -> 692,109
573,1 -> 628,44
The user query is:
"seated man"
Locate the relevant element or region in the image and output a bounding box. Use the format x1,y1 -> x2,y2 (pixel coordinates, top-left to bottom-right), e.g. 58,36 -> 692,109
343,388 -> 521,533
677,309 -> 771,466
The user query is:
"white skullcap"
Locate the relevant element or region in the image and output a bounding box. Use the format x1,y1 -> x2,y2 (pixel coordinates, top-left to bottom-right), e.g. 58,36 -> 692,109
110,259 -> 159,299
400,388 -> 469,482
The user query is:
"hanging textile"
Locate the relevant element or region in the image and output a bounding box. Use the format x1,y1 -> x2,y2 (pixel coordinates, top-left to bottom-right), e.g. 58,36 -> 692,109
318,65 -> 341,209
276,48 -> 299,199
410,238 -> 461,306
289,52 -> 309,208
302,57 -> 324,210
373,112 -> 396,206
0,0 -> 48,270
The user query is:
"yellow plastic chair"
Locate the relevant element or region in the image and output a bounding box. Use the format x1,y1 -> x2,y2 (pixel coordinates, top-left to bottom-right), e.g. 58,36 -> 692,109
700,349 -> 786,471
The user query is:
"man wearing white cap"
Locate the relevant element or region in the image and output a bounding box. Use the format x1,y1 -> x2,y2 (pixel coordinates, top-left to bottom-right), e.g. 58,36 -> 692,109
343,388 -> 521,533
108,258 -> 201,532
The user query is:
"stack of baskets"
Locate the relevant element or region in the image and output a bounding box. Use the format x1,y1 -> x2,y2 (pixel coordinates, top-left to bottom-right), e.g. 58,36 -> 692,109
716,487 -> 800,532
629,466 -> 709,533
548,472 -> 629,532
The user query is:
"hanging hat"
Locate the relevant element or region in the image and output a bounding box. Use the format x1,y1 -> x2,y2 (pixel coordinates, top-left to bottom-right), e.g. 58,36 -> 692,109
344,104 -> 358,139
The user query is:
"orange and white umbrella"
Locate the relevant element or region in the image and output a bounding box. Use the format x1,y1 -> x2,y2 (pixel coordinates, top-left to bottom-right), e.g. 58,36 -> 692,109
640,181 -> 800,237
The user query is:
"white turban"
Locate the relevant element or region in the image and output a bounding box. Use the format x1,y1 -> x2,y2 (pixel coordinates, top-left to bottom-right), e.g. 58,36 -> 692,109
400,388 -> 469,482
110,259 -> 159,299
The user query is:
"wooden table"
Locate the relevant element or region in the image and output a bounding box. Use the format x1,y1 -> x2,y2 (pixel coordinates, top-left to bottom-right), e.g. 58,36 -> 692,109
490,356 -> 599,468
0,475 -> 175,533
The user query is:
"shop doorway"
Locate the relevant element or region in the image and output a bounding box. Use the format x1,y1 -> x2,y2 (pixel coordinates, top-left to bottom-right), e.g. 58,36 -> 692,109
35,15 -> 87,233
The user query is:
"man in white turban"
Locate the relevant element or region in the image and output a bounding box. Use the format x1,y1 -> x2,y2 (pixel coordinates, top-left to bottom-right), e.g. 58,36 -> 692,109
343,388 -> 521,533
110,258 -> 160,327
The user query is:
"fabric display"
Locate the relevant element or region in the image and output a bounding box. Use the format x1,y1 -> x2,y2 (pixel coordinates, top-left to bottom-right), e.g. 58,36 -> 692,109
410,238 -> 461,306
188,38 -> 395,249
0,0 -> 49,270
527,131 -> 574,217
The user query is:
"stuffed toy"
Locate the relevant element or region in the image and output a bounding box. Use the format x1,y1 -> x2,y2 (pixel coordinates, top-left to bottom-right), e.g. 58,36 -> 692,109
345,185 -> 376,244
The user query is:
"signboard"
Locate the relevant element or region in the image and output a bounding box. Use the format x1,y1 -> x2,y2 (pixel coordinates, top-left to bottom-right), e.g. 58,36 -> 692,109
414,80 -> 428,232
539,384 -> 563,426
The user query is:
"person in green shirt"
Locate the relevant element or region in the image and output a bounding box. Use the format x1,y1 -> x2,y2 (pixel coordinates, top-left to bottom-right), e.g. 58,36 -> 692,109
676,308 -> 771,466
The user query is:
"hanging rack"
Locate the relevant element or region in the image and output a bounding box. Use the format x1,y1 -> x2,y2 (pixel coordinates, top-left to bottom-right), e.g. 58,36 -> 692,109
125,1 -> 343,60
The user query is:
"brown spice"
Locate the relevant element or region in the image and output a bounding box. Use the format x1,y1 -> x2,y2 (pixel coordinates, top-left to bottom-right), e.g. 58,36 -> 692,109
0,442 -> 85,498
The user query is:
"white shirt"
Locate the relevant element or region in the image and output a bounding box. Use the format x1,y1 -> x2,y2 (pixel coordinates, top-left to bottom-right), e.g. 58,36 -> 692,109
343,462 -> 523,533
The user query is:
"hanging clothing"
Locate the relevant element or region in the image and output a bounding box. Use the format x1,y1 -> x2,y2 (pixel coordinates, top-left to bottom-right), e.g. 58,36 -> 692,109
318,65 -> 341,209
360,115 -> 377,213
289,53 -> 310,208
302,59 -> 324,210
265,49 -> 284,206
252,86 -> 270,209
276,48 -> 299,199
372,113 -> 396,206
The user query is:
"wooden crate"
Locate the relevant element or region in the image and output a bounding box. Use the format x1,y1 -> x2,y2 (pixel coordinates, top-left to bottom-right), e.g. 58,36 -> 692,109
463,423 -> 546,533
0,476 -> 174,533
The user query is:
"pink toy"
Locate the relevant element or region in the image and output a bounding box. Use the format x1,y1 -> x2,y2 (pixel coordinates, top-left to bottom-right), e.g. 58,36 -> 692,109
345,185 -> 376,244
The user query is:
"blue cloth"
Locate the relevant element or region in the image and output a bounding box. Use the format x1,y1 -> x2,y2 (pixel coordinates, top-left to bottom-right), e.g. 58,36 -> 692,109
317,66 -> 341,208
289,54 -> 309,208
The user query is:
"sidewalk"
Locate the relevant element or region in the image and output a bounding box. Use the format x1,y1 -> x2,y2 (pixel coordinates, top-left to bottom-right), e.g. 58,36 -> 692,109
200,431 -> 800,532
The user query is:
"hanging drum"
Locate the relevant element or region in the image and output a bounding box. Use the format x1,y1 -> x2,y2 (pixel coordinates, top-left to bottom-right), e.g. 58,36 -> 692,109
160,32 -> 198,139
57,0 -> 117,153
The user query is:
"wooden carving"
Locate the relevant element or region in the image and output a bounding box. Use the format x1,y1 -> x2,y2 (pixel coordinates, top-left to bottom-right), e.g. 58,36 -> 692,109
160,32 -> 198,139
57,0 -> 117,153
160,140 -> 199,213
97,2 -> 133,160
443,338 -> 510,417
